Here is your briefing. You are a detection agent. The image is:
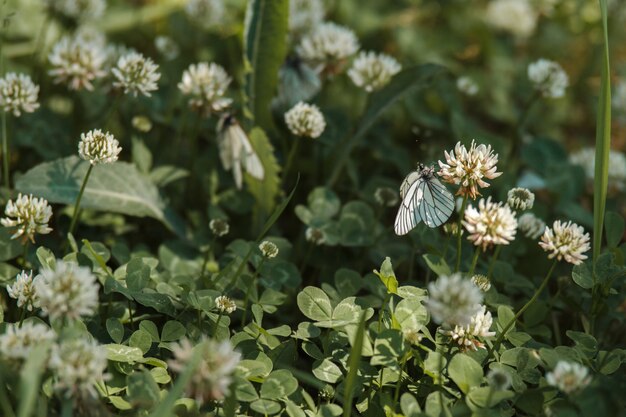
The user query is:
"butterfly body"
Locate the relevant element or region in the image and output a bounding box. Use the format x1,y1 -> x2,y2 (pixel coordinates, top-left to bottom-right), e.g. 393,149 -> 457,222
394,163 -> 454,235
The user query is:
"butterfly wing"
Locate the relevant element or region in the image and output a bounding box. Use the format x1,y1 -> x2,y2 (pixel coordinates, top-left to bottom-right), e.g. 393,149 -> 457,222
240,132 -> 265,181
417,176 -> 455,228
394,174 -> 425,235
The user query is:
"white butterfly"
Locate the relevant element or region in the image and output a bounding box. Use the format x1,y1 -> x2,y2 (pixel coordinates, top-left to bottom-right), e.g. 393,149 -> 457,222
394,163 -> 455,235
216,114 -> 265,189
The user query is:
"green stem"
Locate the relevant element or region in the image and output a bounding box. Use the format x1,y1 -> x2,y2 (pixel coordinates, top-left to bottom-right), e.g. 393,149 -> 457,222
468,246 -> 481,276
0,376 -> 16,417
486,245 -> 502,280
60,398 -> 73,417
67,164 -> 94,240
455,195 -> 469,272
1,111 -> 8,189
282,136 -> 301,184
393,353 -> 408,403
213,312 -> 223,336
128,299 -> 135,330
377,292 -> 392,332
241,259 -> 265,326
486,259 -> 558,362
17,306 -> 26,327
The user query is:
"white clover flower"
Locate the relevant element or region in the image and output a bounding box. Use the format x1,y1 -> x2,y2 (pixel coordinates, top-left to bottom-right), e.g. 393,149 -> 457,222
112,52 -> 161,97
438,140 -> 502,199
7,271 -> 40,311
185,0 -> 225,29
347,51 -> 401,93
155,36 -> 180,61
374,187 -> 399,207
215,296 -> 236,314
48,35 -> 107,91
440,305 -> 495,351
1,194 -> 53,243
49,338 -> 109,398
132,115 -> 152,132
570,147 -> 626,190
486,0 -> 538,38
464,197 -> 517,250
545,361 -> 591,394
456,76 -> 479,96
179,62 -> 232,116
507,187 -> 535,210
0,322 -> 56,360
168,337 -> 241,403
471,274 -> 491,292
259,241 -> 279,258
297,22 -> 359,65
518,212 -> 546,239
44,0 -> 106,21
0,73 -> 40,117
425,273 -> 483,327
284,102 -> 326,138
209,219 -> 230,237
487,368 -> 513,391
35,260 -> 100,322
402,328 -> 423,346
305,226 -> 326,245
528,59 -> 569,99
539,220 -> 590,265
78,129 -> 121,165
289,0 -> 325,36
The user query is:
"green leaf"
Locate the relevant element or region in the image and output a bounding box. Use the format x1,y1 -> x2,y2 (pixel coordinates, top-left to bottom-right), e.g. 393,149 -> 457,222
394,298 -> 429,332
15,156 -> 185,237
467,387 -> 514,408
343,312 -> 366,417
234,377 -> 259,402
160,321 -> 186,342
126,258 -> 151,292
605,212 -> 624,248
245,128 -> 281,218
260,370 -> 298,400
447,354 -> 483,394
243,0 -> 289,132
400,393 -> 421,417
312,359 -> 343,383
0,227 -> 22,262
127,370 -> 160,409
572,261 -> 593,289
105,344 -> 144,363
17,344 -> 50,417
373,257 -> 398,294
371,329 -> 405,367
250,399 -> 282,415
297,286 -> 332,322
106,318 -> 124,344
422,254 -> 451,277
129,330 -> 153,354
132,136 -> 153,174
139,321 -> 160,342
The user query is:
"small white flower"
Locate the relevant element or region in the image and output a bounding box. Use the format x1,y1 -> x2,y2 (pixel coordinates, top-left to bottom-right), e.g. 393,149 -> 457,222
185,0 -> 225,29
0,73 -> 40,117
528,59 -> 569,99
112,52 -> 161,97
44,0 -> 106,21
7,271 -> 40,311
487,368 -> 513,391
471,274 -> 491,292
438,140 -> 502,199
402,328 -> 423,345
539,220 -> 590,265
457,76 -> 479,96
570,147 -> 626,191
440,305 -> 495,351
1,194 -> 53,243
348,51 -> 401,93
78,129 -> 121,165
297,22 -> 359,65
284,102 -> 326,138
518,212 -> 546,239
0,322 -> 56,360
168,337 -> 241,403
425,273 -> 483,327
155,36 -> 180,61
289,0 -> 325,36
486,0 -> 538,38
546,361 -> 591,394
259,240 -> 279,258
374,187 -> 399,207
209,219 -> 230,237
507,187 -> 535,211
48,35 -> 107,91
464,197 -> 518,250
305,227 -> 326,245
35,260 -> 100,322
179,62 -> 232,116
215,296 -> 236,314
49,338 -> 109,398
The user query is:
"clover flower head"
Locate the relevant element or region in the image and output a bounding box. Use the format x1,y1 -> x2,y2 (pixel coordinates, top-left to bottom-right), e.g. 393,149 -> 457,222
539,220 -> 590,265
168,337 -> 241,403
7,270 -> 40,311
348,51 -> 401,92
528,59 -> 569,99
463,197 -> 517,251
0,322 -> 56,360
457,76 -> 479,96
425,273 -> 483,327
185,0 -> 225,29
507,187 -> 535,210
518,212 -> 546,239
402,328 -> 423,345
284,101 -> 326,138
546,361 -> 591,394
179,62 -> 232,116
471,274 -> 491,292
440,305 -> 495,351
0,73 -> 40,117
438,140 -> 502,199
215,296 -> 236,314
155,36 -> 180,61
487,368 -> 512,391
305,227 -> 327,245
48,35 -> 107,91
78,129 -> 121,165
209,219 -> 230,237
49,338 -> 109,398
374,187 -> 399,207
259,240 -> 279,258
34,260 -> 100,322
112,52 -> 161,97
296,22 -> 359,65
289,0 -> 325,36
486,0 -> 538,38
1,194 -> 53,243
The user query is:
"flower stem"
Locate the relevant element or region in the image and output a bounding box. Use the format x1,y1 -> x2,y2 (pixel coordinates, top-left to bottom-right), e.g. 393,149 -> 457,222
468,246 -> 481,276
486,259 -> 558,362
1,111 -> 8,189
67,164 -> 94,241
486,245 -> 502,279
283,136 -> 301,184
241,259 -> 265,327
213,311 -> 223,336
455,195 -> 469,272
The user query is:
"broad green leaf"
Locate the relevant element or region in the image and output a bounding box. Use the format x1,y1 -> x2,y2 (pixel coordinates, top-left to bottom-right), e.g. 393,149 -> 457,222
126,258 -> 151,292
105,344 -> 144,363
422,254 -> 451,277
139,321 -> 160,342
394,298 -> 429,332
605,212 -> 624,248
106,318 -> 124,344
250,399 -> 282,415
400,393 -> 421,417
245,128 -> 281,218
127,370 -> 160,409
260,370 -> 298,399
312,359 -> 343,383
373,257 -> 398,294
234,377 -> 259,402
243,0 -> 289,132
160,321 -> 186,342
0,227 -> 22,262
132,136 -> 153,174
467,387 -> 514,408
297,286 -> 332,322
572,261 -> 593,289
448,354 -> 483,394
129,330 -> 153,354
15,156 -> 185,237
371,329 -> 405,367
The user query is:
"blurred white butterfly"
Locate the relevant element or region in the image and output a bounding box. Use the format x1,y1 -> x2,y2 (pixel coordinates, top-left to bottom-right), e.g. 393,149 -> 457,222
216,114 -> 265,189
394,163 -> 454,235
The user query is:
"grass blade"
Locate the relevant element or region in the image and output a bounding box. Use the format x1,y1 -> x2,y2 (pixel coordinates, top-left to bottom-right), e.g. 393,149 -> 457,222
17,344 -> 50,417
342,312 -> 367,417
